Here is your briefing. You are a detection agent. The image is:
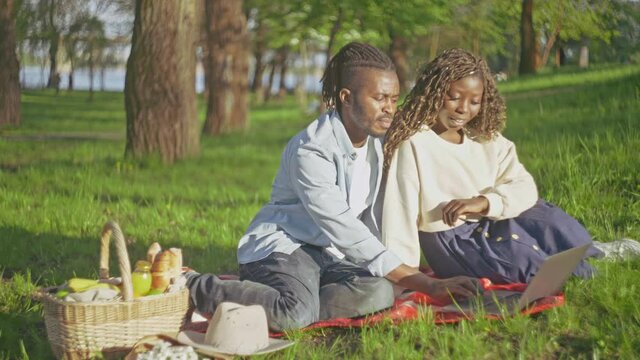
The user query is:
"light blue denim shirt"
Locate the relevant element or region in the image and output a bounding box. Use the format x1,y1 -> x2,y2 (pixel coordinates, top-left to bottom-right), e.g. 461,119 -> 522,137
237,110 -> 403,277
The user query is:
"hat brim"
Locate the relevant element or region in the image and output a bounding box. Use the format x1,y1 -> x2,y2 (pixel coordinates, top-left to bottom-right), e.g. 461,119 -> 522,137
177,330 -> 294,357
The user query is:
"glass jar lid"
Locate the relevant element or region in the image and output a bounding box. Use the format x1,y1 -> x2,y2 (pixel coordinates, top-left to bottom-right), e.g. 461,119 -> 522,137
134,260 -> 152,271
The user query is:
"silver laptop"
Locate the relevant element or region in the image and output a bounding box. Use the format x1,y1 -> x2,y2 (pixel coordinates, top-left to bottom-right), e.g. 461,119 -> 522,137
438,243 -> 591,315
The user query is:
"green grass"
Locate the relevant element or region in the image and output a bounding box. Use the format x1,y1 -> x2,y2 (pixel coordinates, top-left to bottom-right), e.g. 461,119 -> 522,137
1,63 -> 640,359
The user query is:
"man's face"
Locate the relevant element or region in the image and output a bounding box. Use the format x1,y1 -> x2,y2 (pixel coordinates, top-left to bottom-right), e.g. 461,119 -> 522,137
340,69 -> 400,145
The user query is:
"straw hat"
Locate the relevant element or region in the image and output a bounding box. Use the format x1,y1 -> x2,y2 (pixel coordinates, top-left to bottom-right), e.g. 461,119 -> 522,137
177,302 -> 294,357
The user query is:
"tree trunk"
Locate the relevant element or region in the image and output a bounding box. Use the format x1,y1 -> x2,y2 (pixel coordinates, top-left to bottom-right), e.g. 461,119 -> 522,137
296,39 -> 308,109
252,50 -> 265,104
125,0 -> 200,163
0,0 -> 21,127
19,43 -> 25,88
554,42 -> 566,67
263,58 -> 276,102
88,52 -> 94,101
535,36 -> 542,69
429,27 -> 440,60
252,51 -> 265,92
277,47 -> 289,99
540,26 -> 560,69
202,0 -> 249,136
68,65 -> 74,90
100,65 -> 105,91
519,0 -> 536,75
324,7 -> 343,69
578,41 -> 589,68
251,17 -> 266,94
46,0 -> 59,88
251,17 -> 267,104
473,36 -> 480,55
201,46 -> 210,99
388,31 -> 410,93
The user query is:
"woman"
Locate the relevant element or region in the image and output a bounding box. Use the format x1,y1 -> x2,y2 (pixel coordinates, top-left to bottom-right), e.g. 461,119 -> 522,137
381,49 -> 602,284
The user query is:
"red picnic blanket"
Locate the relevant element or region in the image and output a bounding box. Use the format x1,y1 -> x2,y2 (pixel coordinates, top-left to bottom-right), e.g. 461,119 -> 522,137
181,276 -> 564,336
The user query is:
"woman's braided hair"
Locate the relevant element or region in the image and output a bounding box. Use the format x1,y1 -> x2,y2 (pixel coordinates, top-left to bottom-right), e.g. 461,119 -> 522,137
321,42 -> 396,112
383,48 -> 506,174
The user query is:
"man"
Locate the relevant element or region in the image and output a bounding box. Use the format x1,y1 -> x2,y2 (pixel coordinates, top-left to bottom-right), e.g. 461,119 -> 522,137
187,42 -> 478,332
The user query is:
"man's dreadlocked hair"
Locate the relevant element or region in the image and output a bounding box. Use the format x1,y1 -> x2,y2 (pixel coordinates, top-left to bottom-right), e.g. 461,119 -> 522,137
321,42 -> 396,112
383,48 -> 506,174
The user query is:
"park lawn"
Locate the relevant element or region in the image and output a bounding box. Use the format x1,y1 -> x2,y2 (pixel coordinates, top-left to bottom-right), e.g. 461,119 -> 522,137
1,64 -> 639,359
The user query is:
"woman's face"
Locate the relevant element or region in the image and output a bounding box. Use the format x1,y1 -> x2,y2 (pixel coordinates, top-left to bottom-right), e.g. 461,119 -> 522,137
433,75 -> 484,135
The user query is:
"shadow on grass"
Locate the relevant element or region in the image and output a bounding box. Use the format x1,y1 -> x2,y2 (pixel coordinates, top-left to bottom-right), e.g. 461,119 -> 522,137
94,192 -> 267,211
554,333 -> 598,358
0,226 -> 94,285
0,307 -> 54,359
0,226 -> 239,284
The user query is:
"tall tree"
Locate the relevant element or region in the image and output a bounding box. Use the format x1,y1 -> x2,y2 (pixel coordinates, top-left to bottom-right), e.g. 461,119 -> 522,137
250,15 -> 266,94
363,0 -> 460,92
124,0 -> 199,163
519,0 -> 537,74
28,0 -> 87,89
0,0 -> 21,127
63,13 -> 85,90
80,16 -> 107,101
246,0 -> 306,103
388,28 -> 409,92
589,0 -> 640,64
537,0 -> 617,68
202,0 -> 249,135
44,0 -> 61,87
276,45 -> 289,98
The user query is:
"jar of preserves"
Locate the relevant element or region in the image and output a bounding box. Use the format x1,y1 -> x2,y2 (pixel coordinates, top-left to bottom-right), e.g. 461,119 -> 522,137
131,260 -> 152,298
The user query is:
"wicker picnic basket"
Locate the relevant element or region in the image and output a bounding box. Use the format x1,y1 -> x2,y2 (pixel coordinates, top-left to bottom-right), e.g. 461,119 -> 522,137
37,221 -> 190,359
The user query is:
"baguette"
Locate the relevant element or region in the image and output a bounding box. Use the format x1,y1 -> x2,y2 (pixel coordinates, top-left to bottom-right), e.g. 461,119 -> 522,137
168,248 -> 183,277
149,247 -> 184,291
151,250 -> 172,272
147,242 -> 162,264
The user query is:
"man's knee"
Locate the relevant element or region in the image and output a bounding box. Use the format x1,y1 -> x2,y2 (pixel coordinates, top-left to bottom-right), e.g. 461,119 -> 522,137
269,296 -> 319,331
356,276 -> 395,310
319,276 -> 394,320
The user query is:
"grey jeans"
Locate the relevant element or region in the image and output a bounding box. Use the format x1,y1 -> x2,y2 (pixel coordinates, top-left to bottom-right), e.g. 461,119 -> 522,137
186,245 -> 394,331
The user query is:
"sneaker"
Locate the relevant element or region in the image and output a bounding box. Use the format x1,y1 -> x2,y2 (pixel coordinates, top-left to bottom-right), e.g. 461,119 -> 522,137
592,239 -> 640,261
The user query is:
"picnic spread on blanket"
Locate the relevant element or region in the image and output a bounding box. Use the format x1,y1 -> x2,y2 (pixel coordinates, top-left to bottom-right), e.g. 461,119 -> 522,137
181,274 -> 564,337
35,221 -> 567,359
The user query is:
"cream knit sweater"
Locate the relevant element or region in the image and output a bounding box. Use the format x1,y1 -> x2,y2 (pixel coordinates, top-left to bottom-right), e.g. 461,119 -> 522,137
382,128 -> 538,267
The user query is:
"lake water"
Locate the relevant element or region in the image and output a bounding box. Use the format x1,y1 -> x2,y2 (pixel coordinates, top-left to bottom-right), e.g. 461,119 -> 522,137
20,66 -> 323,93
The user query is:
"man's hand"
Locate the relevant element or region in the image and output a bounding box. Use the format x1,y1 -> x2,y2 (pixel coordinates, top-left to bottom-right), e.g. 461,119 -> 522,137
441,196 -> 489,226
385,264 -> 481,299
426,276 -> 483,299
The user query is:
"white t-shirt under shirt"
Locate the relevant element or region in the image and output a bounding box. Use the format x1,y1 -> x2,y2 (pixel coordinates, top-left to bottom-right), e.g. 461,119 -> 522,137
327,137 -> 376,260
349,139 -> 374,218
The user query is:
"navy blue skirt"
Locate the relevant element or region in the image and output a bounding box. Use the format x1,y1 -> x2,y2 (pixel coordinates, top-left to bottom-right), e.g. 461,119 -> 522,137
419,200 -> 603,284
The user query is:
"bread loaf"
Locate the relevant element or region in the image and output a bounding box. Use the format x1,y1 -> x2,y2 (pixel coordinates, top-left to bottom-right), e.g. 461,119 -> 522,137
151,271 -> 171,291
150,248 -> 183,290
150,250 -> 171,272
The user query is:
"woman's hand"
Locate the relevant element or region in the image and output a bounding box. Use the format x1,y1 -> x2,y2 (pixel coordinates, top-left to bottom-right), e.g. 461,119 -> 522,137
442,196 -> 489,226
